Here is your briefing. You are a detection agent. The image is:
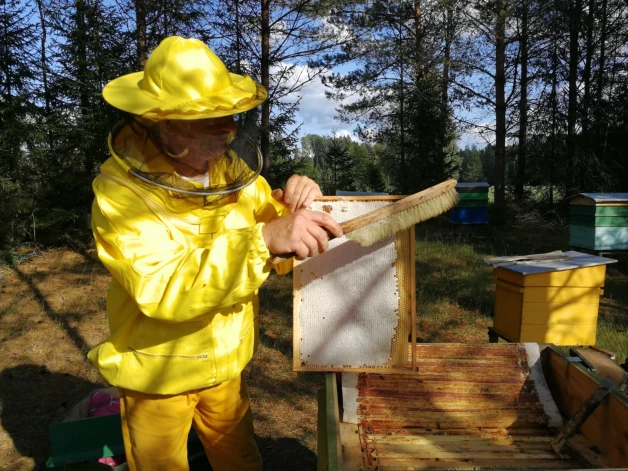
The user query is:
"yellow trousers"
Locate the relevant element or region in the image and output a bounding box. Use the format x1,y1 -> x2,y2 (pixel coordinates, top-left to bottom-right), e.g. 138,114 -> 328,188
119,374 -> 262,471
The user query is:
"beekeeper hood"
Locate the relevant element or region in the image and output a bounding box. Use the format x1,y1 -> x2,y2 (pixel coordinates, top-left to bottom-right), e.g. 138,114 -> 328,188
102,36 -> 267,202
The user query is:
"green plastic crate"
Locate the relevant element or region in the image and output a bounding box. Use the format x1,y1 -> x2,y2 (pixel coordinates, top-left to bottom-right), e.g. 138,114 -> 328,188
46,413 -> 205,470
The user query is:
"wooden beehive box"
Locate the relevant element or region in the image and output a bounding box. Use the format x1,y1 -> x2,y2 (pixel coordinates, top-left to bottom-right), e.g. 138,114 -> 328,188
292,196 -> 417,373
449,182 -> 489,224
318,344 -> 628,470
492,251 -> 616,345
569,193 -> 628,251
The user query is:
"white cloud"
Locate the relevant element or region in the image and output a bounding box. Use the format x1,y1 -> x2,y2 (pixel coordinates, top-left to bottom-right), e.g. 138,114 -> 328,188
277,63 -> 488,149
274,64 -> 360,142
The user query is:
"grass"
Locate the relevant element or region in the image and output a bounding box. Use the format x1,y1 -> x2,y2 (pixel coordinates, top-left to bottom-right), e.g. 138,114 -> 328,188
0,215 -> 626,470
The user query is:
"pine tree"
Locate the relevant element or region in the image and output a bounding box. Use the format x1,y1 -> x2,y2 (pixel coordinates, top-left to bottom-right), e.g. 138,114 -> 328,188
325,134 -> 354,194
0,0 -> 39,246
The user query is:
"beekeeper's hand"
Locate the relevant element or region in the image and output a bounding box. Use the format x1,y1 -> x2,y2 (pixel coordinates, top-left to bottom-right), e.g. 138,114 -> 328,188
271,175 -> 323,213
262,209 -> 343,260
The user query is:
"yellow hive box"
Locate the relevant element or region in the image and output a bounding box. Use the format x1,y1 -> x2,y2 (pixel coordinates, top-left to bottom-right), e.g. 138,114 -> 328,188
491,251 -> 616,345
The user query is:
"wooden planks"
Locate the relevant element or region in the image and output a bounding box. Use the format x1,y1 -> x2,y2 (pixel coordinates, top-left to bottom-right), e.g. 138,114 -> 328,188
571,205 -> 628,216
569,214 -> 628,227
569,225 -> 628,250
521,302 -> 600,325
355,344 -> 593,471
519,324 -> 597,345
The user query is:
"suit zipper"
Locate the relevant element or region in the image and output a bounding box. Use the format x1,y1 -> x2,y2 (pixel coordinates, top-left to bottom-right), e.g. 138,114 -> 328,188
129,347 -> 208,359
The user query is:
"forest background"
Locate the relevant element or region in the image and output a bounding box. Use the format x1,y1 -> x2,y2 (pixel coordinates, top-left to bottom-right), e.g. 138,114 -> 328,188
2,0 -> 628,247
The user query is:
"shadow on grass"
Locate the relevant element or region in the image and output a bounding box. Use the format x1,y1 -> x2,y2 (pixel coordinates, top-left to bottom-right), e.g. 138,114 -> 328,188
259,272 -> 294,358
188,435 -> 316,471
415,257 -> 494,317
417,216 -> 570,258
257,435 -> 317,471
0,365 -> 104,469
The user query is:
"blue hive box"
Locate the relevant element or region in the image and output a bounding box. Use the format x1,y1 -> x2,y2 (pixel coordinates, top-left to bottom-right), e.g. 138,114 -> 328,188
449,182 -> 489,225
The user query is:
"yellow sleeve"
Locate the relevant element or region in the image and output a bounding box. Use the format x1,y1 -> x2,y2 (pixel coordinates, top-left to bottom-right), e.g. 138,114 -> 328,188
91,177 -> 273,323
252,176 -> 293,275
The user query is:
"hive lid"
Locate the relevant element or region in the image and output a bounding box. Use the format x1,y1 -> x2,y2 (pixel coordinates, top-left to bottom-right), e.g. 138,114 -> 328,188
571,193 -> 628,205
484,250 -> 616,275
455,182 -> 490,189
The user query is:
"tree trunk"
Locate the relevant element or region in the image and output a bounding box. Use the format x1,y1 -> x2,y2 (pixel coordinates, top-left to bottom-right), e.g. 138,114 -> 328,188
36,0 -> 51,116
581,0 -> 594,188
235,0 -> 242,75
414,0 -> 423,81
582,0 -> 593,131
133,0 -> 148,68
596,0 -> 607,168
442,2 -> 452,108
441,0 -> 453,177
515,0 -> 528,200
567,0 -> 582,195
75,0 -> 92,176
596,0 -> 607,104
550,41 -> 559,207
261,0 -> 270,179
494,0 -> 507,207
400,58 -> 406,194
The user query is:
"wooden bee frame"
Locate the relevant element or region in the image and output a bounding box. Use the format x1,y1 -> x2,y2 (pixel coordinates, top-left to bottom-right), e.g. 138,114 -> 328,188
292,196 -> 417,374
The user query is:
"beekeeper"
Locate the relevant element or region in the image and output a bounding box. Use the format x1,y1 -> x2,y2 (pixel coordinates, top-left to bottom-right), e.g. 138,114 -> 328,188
88,36 -> 342,471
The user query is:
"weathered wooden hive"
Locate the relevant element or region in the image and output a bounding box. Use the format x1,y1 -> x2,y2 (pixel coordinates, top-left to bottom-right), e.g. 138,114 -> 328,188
318,344 -> 628,470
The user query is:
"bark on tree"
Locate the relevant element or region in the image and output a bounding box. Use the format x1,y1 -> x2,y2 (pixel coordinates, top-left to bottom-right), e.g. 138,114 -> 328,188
596,0 -> 608,166
133,0 -> 148,68
495,0 -> 507,207
442,1 -> 453,108
441,0 -> 453,176
596,0 -> 607,105
516,0 -> 528,200
75,0 -> 92,176
398,19 -> 406,194
235,0 -> 242,75
550,40 -> 559,206
35,0 -> 50,116
581,0 -> 594,189
414,0 -> 423,81
583,0 -> 594,132
567,0 -> 582,195
261,0 -> 270,179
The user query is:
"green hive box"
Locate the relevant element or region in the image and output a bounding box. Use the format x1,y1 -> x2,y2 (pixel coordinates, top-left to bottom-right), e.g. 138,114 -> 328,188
569,193 -> 628,251
449,182 -> 489,224
46,414 -> 127,470
46,413 -> 205,470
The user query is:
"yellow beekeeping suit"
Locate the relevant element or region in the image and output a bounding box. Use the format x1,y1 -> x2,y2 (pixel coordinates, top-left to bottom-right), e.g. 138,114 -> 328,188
89,127 -> 290,395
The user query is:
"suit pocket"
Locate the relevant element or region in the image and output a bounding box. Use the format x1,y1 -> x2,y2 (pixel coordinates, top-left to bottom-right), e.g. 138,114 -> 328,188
120,344 -> 217,394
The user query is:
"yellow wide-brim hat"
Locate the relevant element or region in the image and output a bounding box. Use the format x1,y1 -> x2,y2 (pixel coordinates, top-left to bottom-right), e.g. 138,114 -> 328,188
103,36 -> 267,120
